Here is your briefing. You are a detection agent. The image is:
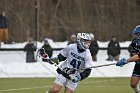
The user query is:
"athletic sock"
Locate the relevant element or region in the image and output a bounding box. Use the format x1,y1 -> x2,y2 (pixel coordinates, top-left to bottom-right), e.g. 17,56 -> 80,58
133,85 -> 139,93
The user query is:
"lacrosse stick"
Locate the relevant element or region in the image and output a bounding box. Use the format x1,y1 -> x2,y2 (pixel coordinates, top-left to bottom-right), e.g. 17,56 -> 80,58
37,48 -> 116,72
37,48 -> 77,75
36,48 -> 49,59
36,48 -> 60,67
36,48 -> 61,76
75,62 -> 116,71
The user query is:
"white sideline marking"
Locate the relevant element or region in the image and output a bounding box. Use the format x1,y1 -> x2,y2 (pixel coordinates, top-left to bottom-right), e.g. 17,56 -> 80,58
0,79 -> 115,92
0,86 -> 50,92
81,85 -> 106,88
83,79 -> 115,84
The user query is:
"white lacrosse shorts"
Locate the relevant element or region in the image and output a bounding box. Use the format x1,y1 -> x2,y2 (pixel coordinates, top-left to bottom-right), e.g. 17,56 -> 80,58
54,74 -> 78,91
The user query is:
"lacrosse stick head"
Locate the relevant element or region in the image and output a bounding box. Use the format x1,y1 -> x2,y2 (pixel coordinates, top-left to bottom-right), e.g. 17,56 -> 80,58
37,48 -> 49,60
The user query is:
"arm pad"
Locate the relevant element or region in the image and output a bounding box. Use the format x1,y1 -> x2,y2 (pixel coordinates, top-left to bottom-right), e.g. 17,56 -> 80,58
58,53 -> 67,61
80,68 -> 91,80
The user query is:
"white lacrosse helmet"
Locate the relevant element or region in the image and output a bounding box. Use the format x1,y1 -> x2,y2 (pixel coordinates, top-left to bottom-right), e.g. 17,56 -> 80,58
77,33 -> 91,50
89,33 -> 94,39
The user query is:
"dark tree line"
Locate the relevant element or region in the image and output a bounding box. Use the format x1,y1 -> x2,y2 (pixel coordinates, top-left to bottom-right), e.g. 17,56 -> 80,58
0,0 -> 140,42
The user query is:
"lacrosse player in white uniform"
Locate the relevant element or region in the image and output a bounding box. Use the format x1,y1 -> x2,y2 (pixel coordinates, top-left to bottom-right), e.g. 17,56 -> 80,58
39,33 -> 93,93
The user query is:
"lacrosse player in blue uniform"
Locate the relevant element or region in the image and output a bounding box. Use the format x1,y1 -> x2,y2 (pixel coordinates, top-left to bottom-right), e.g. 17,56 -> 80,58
38,33 -> 93,93
116,25 -> 140,93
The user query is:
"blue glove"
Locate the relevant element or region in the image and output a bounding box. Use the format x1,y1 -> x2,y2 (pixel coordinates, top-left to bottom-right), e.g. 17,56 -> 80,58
116,58 -> 127,67
71,73 -> 81,83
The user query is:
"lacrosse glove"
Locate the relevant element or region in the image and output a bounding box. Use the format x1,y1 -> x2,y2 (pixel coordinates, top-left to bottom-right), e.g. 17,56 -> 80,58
62,67 -> 76,74
71,73 -> 81,83
116,58 -> 127,67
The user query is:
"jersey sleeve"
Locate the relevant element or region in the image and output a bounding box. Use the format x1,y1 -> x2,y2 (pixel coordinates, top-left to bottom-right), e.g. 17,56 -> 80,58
60,45 -> 70,58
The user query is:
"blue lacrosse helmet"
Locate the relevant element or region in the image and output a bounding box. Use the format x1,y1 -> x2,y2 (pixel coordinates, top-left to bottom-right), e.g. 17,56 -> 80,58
132,25 -> 140,48
132,25 -> 140,38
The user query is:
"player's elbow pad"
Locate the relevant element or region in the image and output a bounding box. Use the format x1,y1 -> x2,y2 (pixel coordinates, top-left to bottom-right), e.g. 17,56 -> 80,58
58,54 -> 67,61
80,69 -> 91,80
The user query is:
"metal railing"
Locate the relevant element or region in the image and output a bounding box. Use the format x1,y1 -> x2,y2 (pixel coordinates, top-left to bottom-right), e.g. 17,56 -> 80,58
0,47 -> 129,51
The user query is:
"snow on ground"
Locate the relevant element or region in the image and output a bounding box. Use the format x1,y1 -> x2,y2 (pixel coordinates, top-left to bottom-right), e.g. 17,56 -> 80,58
0,40 -> 134,78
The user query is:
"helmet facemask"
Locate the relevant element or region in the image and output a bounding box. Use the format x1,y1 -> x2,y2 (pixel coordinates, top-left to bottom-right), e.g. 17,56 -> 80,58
132,32 -> 140,39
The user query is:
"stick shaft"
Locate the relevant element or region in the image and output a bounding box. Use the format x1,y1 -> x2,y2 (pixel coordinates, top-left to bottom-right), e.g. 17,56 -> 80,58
76,63 -> 116,71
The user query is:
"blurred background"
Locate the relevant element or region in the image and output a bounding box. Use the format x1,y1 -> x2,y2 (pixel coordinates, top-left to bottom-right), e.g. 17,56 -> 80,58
0,1 -> 139,93
0,0 -> 140,42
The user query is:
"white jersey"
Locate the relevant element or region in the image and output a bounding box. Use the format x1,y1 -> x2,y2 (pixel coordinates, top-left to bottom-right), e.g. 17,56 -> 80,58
59,43 -> 93,72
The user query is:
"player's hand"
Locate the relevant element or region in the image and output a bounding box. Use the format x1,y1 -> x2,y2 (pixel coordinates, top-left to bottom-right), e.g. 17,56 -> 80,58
71,73 -> 81,83
62,67 -> 76,74
116,58 -> 127,67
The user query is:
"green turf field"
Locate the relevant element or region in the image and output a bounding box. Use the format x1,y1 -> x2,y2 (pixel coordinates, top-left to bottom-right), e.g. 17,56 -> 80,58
0,77 -> 134,93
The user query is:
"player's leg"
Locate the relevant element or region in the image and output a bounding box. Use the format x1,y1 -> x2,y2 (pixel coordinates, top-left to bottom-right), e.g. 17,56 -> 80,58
131,64 -> 140,93
64,80 -> 78,93
64,87 -> 73,93
47,83 -> 62,93
130,76 -> 140,93
46,74 -> 66,93
1,29 -> 4,42
3,28 -> 8,43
